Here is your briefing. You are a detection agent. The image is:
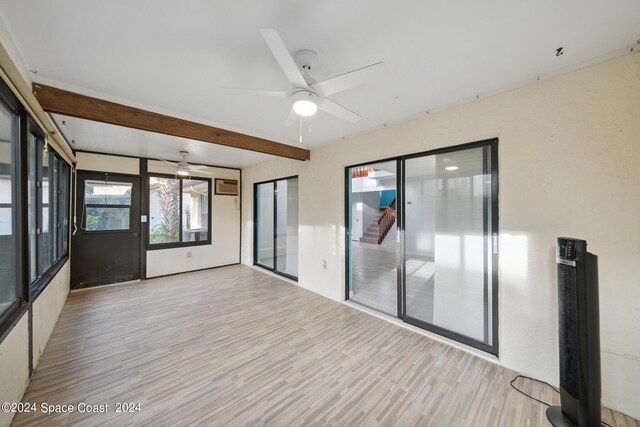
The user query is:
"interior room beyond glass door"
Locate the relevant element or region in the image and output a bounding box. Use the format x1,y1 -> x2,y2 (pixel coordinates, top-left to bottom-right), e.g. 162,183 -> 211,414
403,143 -> 497,353
347,161 -> 398,316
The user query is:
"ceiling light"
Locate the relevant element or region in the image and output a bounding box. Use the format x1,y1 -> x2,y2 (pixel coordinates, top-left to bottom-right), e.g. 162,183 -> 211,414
445,166 -> 458,171
292,90 -> 319,117
293,100 -> 317,116
177,165 -> 190,176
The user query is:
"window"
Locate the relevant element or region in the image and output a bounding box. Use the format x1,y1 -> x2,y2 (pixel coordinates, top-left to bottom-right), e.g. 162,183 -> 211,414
83,180 -> 132,231
58,161 -> 70,256
254,176 -> 299,280
27,134 -> 37,283
0,99 -> 17,320
0,77 -> 71,333
28,125 -> 71,295
148,175 -> 210,248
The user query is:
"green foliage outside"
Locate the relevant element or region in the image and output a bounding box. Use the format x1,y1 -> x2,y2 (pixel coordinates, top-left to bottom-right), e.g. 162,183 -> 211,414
149,179 -> 181,244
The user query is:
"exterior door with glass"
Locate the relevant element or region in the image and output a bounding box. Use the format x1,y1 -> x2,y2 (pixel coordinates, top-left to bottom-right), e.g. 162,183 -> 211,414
71,171 -> 141,289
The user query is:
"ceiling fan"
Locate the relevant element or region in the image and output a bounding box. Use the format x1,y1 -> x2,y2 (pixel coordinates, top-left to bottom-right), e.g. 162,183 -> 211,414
233,29 -> 386,126
160,151 -> 213,176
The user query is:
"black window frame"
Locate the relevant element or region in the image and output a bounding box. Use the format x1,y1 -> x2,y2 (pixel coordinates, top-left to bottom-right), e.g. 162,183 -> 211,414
0,78 -> 72,341
146,173 -> 212,250
81,178 -> 134,233
29,120 -> 71,299
0,79 -> 26,339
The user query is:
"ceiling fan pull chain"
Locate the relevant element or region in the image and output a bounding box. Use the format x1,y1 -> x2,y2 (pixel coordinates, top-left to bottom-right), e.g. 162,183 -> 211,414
299,117 -> 303,144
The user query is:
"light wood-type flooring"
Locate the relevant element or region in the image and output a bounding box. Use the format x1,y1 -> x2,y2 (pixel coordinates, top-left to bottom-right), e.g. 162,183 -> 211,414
13,265 -> 639,426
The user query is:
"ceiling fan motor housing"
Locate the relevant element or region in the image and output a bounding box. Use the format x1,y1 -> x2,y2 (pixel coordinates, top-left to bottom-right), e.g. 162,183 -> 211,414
292,89 -> 319,103
294,49 -> 319,71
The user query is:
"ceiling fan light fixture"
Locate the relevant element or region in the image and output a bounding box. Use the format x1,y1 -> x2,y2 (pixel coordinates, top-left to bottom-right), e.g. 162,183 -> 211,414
293,100 -> 317,116
292,90 -> 319,117
176,164 -> 190,176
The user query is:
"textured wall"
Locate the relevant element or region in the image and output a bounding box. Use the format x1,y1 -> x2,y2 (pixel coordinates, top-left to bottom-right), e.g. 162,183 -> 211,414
241,52 -> 640,418
32,261 -> 70,367
0,314 -> 29,427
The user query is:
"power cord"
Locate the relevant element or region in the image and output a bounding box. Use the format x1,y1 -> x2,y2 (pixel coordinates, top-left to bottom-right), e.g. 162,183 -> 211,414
509,375 -> 612,427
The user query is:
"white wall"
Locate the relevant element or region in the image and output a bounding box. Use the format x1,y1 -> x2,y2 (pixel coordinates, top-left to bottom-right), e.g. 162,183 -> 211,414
0,262 -> 70,427
32,261 -> 70,367
146,161 -> 240,277
75,154 -> 241,278
76,152 -> 139,175
0,314 -> 29,427
241,52 -> 640,418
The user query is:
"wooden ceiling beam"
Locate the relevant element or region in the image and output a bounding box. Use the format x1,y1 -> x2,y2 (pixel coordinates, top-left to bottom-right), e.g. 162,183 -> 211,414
32,83 -> 310,161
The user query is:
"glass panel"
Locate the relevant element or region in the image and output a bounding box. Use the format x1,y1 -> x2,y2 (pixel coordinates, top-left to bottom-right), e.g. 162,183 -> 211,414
59,162 -> 69,255
149,177 -> 180,244
348,162 -> 398,315
404,146 -> 493,345
276,178 -> 298,278
40,146 -> 52,273
182,179 -> 208,242
0,101 -> 16,315
28,134 -> 37,282
256,182 -> 274,268
50,155 -> 58,261
85,180 -> 132,205
84,179 -> 132,232
85,207 -> 131,231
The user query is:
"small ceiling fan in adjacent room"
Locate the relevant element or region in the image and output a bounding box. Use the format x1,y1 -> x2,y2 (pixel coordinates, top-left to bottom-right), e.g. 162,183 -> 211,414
231,29 -> 386,127
160,151 -> 213,177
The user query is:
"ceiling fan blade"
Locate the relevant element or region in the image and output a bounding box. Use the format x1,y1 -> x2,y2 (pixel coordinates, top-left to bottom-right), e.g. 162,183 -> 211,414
189,169 -> 215,177
312,62 -> 386,97
318,99 -> 362,123
284,108 -> 298,127
160,159 -> 178,166
225,88 -> 289,98
260,29 -> 309,88
190,164 -> 211,170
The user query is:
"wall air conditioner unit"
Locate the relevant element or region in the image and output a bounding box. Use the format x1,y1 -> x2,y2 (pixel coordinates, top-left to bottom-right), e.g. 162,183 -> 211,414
215,179 -> 239,196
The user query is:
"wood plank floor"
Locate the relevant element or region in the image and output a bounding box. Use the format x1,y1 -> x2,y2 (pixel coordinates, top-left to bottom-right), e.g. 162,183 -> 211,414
12,265 -> 639,426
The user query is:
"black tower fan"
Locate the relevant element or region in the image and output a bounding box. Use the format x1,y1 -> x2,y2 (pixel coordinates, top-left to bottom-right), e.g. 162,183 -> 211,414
547,238 -> 601,426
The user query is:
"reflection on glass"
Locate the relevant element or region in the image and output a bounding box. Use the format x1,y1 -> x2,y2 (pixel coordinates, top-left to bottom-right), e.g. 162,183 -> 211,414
28,134 -> 37,282
404,146 -> 493,345
59,163 -> 69,255
149,177 -> 180,243
276,178 -> 298,277
41,147 -> 51,272
182,179 -> 208,242
51,156 -> 58,262
85,207 -> 131,231
0,102 -> 16,315
85,180 -> 132,205
256,182 -> 274,268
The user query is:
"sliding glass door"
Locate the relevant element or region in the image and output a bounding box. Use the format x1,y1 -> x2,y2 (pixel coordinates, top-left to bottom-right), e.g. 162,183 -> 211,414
256,182 -> 275,268
254,176 -> 299,280
346,139 -> 498,355
403,142 -> 497,353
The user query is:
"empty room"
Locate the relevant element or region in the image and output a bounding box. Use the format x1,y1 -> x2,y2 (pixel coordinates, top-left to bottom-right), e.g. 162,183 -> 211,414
0,1 -> 638,426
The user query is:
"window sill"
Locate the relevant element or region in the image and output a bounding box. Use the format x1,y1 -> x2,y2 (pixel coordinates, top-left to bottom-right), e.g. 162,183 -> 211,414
0,300 -> 28,345
31,255 -> 69,301
147,240 -> 212,251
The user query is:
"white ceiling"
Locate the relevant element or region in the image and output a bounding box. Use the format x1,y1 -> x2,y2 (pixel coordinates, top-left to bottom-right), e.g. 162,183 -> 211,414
50,113 -> 273,168
0,1 -> 639,167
